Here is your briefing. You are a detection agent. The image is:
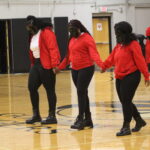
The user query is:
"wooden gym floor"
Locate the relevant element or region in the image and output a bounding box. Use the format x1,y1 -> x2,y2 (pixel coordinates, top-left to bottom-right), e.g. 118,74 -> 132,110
0,71 -> 150,150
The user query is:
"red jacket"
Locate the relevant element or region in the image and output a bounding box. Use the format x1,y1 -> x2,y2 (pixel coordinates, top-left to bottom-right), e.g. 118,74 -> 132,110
58,33 -> 103,70
102,41 -> 149,80
29,27 -> 61,69
145,27 -> 150,64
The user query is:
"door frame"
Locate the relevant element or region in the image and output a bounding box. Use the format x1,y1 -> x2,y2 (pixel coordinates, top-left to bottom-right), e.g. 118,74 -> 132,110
92,13 -> 112,54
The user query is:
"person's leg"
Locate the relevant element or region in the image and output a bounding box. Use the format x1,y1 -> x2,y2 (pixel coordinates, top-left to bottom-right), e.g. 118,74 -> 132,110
121,71 -> 141,122
71,65 -> 94,129
132,104 -> 140,119
71,69 -> 84,129
71,69 -> 92,117
84,90 -> 90,115
77,66 -> 94,117
132,103 -> 146,132
115,79 -> 122,103
84,67 -> 94,127
40,68 -> 57,124
116,78 -> 131,136
116,77 -> 144,133
71,69 -> 78,87
116,71 -> 141,136
26,63 -> 42,124
83,90 -> 93,128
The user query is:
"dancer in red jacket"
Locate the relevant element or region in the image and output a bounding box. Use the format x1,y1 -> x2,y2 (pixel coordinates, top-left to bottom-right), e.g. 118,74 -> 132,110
54,19 -> 103,130
101,21 -> 150,136
26,16 -> 60,124
145,27 -> 150,71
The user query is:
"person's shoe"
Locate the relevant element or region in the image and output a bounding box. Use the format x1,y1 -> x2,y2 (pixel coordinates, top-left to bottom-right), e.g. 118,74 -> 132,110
132,117 -> 146,132
84,113 -> 93,128
26,116 -> 41,124
71,115 -> 84,130
41,115 -> 57,124
116,127 -> 131,136
84,119 -> 93,128
116,122 -> 131,136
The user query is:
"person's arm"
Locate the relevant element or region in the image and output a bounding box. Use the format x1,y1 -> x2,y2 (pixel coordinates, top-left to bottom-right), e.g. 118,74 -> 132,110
28,35 -> 35,67
29,50 -> 35,67
145,40 -> 150,64
44,29 -> 61,68
131,41 -> 149,81
58,56 -> 70,70
86,35 -> 116,71
53,54 -> 70,74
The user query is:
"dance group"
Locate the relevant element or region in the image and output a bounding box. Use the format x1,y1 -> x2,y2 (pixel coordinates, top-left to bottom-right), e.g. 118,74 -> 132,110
25,15 -> 150,136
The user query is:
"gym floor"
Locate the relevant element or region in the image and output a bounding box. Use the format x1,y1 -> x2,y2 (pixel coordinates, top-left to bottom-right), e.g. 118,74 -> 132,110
0,71 -> 150,150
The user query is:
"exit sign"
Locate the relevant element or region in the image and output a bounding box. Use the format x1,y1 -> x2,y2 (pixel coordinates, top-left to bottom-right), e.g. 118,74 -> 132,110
100,7 -> 108,12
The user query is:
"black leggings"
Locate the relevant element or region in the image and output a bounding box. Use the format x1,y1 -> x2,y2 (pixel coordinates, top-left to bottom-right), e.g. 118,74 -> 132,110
116,70 -> 141,123
28,59 -> 56,115
71,65 -> 95,117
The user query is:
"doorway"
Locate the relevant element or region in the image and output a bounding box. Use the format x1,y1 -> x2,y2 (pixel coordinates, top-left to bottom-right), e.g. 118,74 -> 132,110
92,16 -> 112,61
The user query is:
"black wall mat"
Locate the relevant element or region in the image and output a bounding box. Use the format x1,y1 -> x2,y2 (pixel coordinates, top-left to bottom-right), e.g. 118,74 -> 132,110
10,19 -> 30,73
0,21 -> 7,73
54,17 -> 68,61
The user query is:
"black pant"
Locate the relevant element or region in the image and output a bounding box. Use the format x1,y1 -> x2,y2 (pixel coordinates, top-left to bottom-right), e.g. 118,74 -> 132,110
71,65 -> 95,117
116,70 -> 141,123
28,59 -> 56,115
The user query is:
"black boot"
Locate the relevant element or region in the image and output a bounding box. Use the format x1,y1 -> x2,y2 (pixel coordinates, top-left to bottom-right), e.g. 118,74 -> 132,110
26,109 -> 41,124
132,117 -> 146,132
71,115 -> 84,130
116,122 -> 131,136
84,113 -> 93,128
41,113 -> 57,124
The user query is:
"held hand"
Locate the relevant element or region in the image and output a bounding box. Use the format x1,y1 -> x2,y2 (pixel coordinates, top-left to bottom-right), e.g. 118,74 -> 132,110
100,69 -> 105,73
145,80 -> 150,87
53,67 -> 60,74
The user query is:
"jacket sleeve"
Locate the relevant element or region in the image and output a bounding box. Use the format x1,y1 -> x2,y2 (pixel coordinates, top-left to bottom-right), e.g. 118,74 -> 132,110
44,29 -> 61,68
58,48 -> 70,70
85,35 -> 104,69
58,57 -> 70,70
145,40 -> 150,64
131,41 -> 149,80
